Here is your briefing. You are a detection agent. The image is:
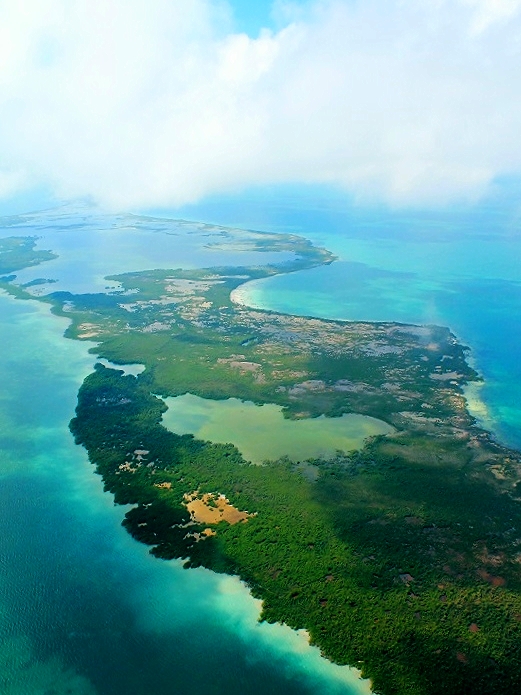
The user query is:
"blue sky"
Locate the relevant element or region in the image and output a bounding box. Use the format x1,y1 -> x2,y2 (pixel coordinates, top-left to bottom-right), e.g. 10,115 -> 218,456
230,0 -> 276,34
1,0 -> 521,213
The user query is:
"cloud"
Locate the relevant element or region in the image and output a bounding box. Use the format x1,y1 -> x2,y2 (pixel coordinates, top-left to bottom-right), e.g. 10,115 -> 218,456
461,0 -> 521,33
0,0 -> 521,209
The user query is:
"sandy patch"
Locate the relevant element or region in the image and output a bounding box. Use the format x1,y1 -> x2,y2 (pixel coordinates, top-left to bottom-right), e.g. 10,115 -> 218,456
77,323 -> 100,339
184,491 -> 253,526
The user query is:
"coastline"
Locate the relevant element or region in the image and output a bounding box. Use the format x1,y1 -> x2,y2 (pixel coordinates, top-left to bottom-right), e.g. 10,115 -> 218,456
230,269 -> 517,453
230,280 -> 265,309
0,222 -> 379,695
4,216 -> 521,694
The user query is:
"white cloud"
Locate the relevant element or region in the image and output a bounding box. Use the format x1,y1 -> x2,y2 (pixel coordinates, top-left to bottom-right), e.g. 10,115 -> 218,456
0,169 -> 25,198
460,0 -> 521,33
0,0 -> 521,208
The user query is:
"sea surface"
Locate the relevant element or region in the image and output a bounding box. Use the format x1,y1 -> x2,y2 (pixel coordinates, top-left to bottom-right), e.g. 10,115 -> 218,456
1,189 -> 520,694
0,205 -> 371,695
173,184 -> 521,450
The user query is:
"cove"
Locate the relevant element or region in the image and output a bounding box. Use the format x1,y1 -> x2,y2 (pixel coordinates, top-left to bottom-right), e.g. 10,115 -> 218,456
161,393 -> 394,463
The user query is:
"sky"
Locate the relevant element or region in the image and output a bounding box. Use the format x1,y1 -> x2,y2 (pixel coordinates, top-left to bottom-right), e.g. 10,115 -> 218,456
1,0 -> 521,212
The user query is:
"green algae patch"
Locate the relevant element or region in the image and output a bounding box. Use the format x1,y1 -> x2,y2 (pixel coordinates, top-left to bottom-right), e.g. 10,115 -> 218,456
162,393 -> 394,464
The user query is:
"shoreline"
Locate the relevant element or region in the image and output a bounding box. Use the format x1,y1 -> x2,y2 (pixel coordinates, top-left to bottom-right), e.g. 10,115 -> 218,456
230,266 -> 519,455
4,214 -> 521,695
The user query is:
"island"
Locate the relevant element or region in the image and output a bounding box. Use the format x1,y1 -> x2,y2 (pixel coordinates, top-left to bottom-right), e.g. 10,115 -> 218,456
2,223 -> 521,695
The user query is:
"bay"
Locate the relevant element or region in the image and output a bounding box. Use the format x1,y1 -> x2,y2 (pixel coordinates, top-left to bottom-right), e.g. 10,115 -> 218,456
172,184 -> 521,450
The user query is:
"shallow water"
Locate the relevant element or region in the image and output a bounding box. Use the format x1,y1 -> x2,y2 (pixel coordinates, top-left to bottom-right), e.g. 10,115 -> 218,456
0,204 -> 295,295
0,210 -> 372,695
173,186 -> 521,450
3,191 -> 520,694
162,393 -> 394,463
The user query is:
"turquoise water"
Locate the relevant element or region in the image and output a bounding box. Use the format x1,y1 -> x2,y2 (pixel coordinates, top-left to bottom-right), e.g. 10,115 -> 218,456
2,191 -> 521,694
172,185 -> 521,450
0,210 -> 371,694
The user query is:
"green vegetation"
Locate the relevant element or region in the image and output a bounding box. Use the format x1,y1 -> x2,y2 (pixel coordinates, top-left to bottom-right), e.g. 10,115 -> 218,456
71,365 -> 521,695
0,237 -> 56,275
46,265 -> 478,429
3,230 -> 521,694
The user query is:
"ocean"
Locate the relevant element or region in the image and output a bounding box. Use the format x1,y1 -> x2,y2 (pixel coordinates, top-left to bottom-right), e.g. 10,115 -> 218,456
1,187 -> 520,694
0,205 -> 371,695
173,184 -> 521,450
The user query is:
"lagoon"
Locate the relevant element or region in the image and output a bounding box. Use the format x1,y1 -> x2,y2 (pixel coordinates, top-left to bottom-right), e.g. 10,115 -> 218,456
162,393 -> 394,464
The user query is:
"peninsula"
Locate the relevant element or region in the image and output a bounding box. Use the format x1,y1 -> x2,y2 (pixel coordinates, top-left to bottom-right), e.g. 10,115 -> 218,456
2,221 -> 521,695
